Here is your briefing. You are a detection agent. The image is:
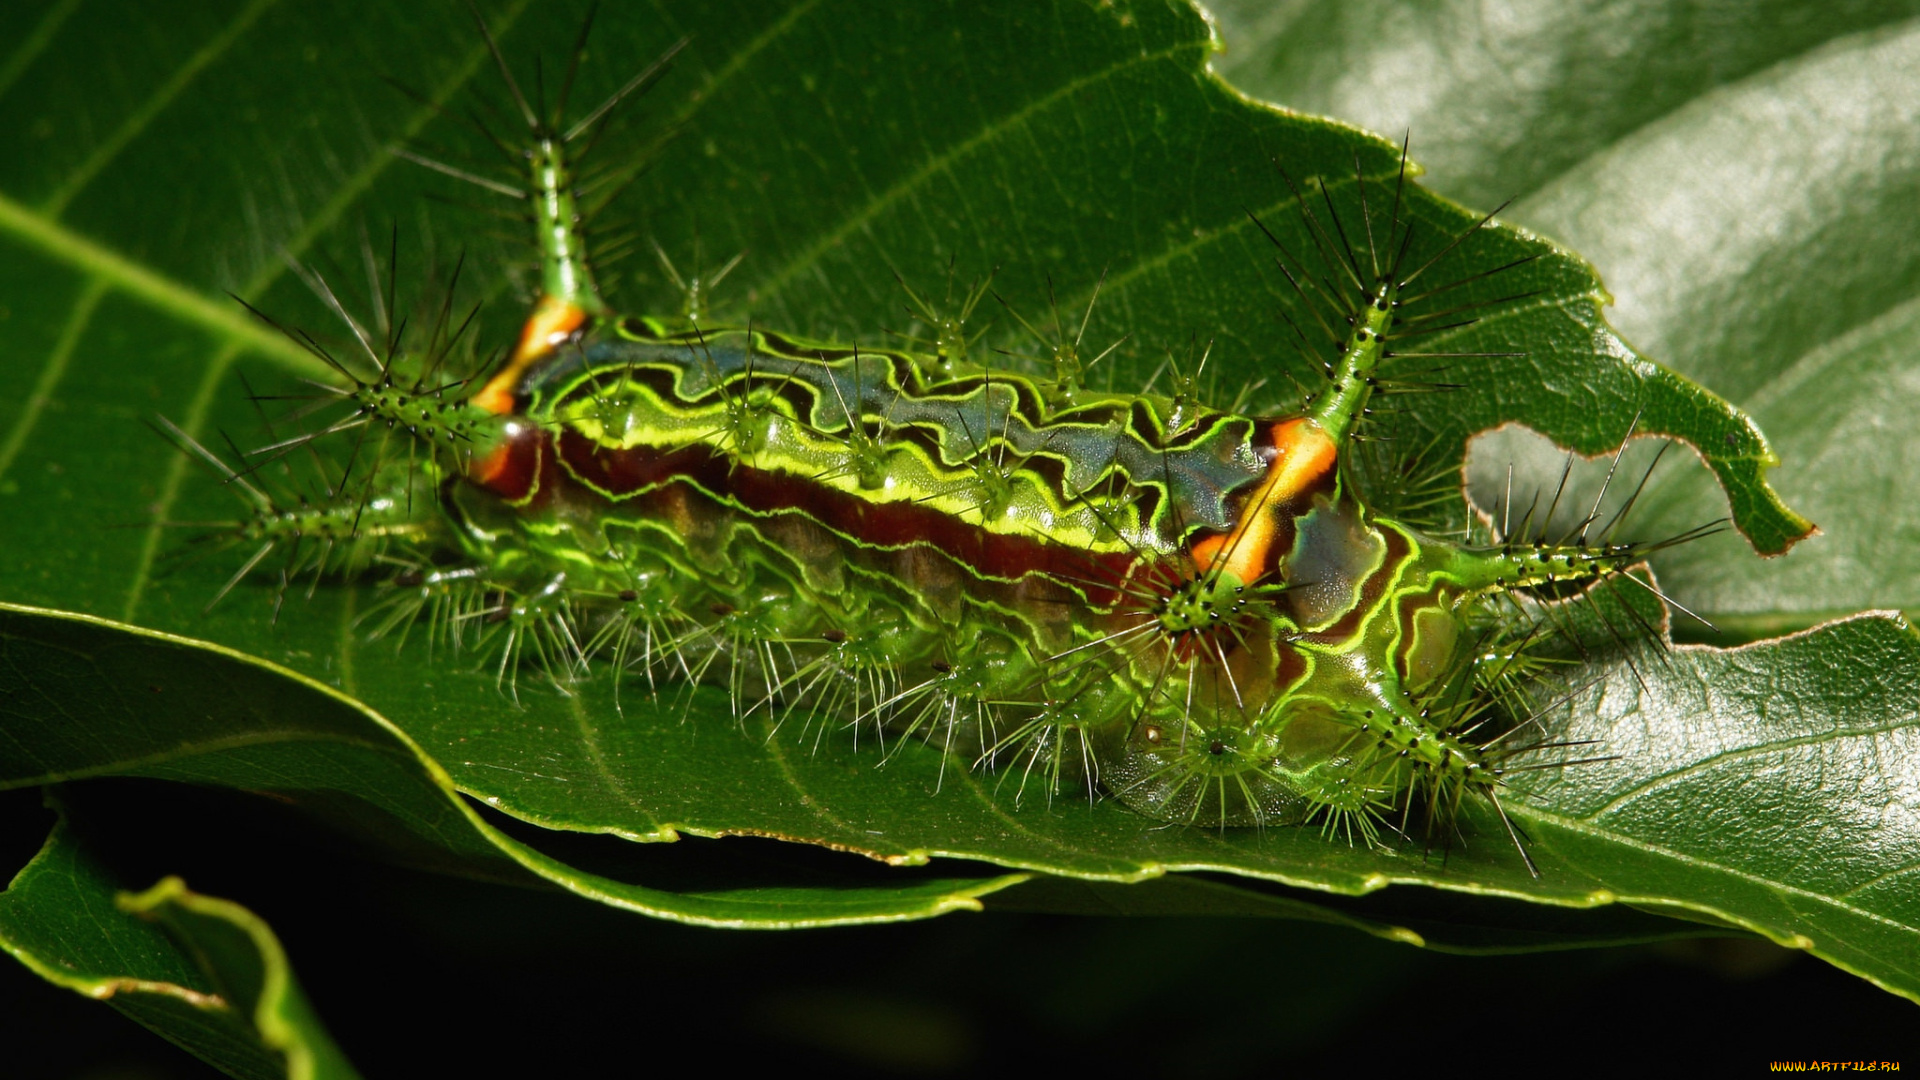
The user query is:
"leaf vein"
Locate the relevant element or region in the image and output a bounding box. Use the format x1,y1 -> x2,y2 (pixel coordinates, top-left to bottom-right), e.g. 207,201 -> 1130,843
0,276 -> 106,483
751,42 -> 1199,307
40,0 -> 281,217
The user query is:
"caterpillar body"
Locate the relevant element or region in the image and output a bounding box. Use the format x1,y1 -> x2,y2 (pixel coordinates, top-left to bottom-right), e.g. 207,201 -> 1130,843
190,24 -> 1706,871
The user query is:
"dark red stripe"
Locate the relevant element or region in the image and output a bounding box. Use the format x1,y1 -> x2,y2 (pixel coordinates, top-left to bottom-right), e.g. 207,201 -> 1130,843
468,422 -> 555,505
495,428 -> 1143,599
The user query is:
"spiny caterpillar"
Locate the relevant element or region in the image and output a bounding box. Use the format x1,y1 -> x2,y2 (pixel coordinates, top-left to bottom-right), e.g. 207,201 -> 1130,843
168,18 -> 1713,875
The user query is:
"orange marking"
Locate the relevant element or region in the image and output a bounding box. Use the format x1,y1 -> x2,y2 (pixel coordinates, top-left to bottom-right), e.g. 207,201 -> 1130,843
471,441 -> 515,487
1189,418 -> 1338,584
473,295 -> 587,416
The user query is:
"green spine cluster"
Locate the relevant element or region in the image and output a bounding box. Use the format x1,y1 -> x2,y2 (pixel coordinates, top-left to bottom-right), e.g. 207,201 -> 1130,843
352,291 -> 1656,852
180,32 -> 1697,868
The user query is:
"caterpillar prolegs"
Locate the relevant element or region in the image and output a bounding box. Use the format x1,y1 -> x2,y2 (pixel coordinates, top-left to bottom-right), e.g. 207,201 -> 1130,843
174,24 -> 1713,873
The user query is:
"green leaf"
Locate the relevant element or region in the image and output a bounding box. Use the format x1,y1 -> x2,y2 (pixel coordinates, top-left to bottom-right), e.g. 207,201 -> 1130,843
1208,0 -> 1920,629
0,602 -> 1029,927
0,795 -> 358,1080
0,0 -> 1904,1038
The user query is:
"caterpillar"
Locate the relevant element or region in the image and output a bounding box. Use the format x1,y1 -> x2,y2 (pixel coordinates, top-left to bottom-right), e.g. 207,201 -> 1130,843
171,16 -> 1712,874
